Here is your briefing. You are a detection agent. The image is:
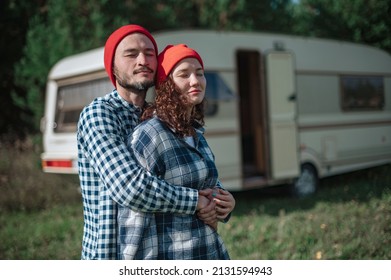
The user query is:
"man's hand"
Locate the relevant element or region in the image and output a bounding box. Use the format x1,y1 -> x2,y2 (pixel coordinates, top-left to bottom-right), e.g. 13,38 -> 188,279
197,189 -> 218,229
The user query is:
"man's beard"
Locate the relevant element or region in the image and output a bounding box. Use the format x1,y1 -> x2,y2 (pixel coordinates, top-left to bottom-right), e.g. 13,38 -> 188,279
117,78 -> 154,94
114,66 -> 155,93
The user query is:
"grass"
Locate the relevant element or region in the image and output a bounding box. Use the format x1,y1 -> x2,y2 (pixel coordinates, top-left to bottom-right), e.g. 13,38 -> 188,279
1,138 -> 390,259
0,204 -> 82,259
219,167 -> 391,259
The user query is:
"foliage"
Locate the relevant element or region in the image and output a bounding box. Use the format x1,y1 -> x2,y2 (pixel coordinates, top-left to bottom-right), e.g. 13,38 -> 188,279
0,1 -> 40,139
194,0 -> 294,32
4,0 -> 296,135
13,0 -> 110,134
292,0 -> 391,53
1,0 -> 390,138
0,137 -> 81,212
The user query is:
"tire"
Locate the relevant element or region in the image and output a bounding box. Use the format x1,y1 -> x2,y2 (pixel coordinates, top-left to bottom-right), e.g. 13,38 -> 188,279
291,163 -> 319,198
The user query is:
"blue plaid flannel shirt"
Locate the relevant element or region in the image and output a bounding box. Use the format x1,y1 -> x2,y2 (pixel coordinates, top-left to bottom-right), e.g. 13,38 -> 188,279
77,90 -> 199,260
118,117 -> 230,259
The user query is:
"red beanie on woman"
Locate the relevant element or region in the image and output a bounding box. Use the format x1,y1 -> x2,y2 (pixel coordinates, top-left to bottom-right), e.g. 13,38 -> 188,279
104,24 -> 158,86
157,44 -> 204,86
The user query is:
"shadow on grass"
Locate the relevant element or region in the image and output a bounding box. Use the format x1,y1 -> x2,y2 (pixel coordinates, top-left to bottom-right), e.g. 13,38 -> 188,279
231,164 -> 391,217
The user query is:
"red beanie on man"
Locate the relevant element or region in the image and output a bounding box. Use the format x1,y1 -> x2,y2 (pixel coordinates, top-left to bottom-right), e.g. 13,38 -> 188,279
157,44 -> 204,86
104,24 -> 158,86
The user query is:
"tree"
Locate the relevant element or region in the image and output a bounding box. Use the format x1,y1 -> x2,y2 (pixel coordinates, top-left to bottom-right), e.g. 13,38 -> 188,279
0,0 -> 42,139
9,0 -> 296,135
13,0 -> 110,134
292,0 -> 391,54
7,0 -> 389,139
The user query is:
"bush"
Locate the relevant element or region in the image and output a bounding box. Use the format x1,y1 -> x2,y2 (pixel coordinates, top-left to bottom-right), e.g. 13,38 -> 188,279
0,136 -> 81,212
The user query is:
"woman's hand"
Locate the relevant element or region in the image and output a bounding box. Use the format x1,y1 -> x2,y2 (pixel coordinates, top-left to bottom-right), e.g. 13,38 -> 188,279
197,189 -> 218,229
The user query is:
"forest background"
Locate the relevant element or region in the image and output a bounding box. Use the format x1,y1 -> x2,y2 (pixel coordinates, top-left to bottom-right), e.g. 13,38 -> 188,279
1,0 -> 390,140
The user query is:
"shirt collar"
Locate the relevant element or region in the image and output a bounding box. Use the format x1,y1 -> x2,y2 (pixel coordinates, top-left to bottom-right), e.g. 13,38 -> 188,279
112,89 -> 143,115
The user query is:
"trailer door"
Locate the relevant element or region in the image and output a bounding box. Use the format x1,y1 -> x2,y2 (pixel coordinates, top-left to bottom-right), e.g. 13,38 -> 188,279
266,51 -> 299,179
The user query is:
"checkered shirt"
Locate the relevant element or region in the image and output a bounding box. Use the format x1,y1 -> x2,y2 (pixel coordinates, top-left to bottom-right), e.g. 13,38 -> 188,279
118,117 -> 230,260
77,90 -> 199,260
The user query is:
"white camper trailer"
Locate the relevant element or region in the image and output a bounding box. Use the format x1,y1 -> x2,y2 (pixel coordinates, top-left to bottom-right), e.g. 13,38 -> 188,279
41,30 -> 391,196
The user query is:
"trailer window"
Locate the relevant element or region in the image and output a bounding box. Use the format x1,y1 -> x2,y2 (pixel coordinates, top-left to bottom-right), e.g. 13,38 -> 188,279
340,75 -> 384,111
204,72 -> 235,116
54,77 -> 113,133
54,72 -> 234,132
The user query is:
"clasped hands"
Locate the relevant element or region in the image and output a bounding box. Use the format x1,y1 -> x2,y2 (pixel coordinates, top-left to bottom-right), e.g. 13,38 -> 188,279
196,187 -> 235,230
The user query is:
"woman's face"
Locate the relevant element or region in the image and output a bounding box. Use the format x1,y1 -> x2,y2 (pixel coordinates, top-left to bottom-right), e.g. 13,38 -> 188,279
171,57 -> 206,107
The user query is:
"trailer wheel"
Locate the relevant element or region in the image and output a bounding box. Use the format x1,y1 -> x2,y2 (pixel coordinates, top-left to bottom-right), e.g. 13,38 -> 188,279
291,164 -> 318,197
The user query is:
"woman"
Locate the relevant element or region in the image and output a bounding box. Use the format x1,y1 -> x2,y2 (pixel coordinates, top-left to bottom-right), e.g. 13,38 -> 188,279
120,44 -> 235,260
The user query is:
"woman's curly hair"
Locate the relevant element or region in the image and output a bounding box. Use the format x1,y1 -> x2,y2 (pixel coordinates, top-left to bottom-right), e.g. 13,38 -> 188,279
142,77 -> 205,137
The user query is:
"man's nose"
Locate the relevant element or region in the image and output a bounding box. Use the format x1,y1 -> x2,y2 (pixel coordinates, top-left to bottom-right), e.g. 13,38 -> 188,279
137,53 -> 148,65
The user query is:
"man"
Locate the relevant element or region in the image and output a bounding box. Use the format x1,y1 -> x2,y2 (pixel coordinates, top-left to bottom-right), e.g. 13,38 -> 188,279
77,25 -> 216,260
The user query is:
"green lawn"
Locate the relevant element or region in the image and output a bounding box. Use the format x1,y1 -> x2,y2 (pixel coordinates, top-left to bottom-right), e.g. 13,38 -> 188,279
1,144 -> 390,259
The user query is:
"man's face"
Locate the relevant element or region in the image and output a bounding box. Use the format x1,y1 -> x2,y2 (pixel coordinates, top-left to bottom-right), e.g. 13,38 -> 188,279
113,33 -> 157,93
